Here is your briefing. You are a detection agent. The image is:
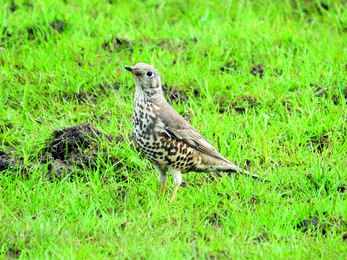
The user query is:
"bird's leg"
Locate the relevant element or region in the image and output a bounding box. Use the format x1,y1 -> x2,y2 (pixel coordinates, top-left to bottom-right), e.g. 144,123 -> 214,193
170,185 -> 179,203
155,165 -> 168,194
168,168 -> 182,203
161,183 -> 166,192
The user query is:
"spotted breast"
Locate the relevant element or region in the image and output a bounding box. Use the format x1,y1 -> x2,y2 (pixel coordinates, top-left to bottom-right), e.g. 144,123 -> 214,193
133,95 -> 200,173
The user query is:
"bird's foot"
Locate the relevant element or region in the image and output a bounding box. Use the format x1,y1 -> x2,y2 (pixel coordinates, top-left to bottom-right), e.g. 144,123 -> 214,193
159,183 -> 166,193
170,185 -> 179,203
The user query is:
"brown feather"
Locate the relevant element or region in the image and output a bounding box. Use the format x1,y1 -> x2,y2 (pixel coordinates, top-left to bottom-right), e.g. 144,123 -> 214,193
158,102 -> 237,166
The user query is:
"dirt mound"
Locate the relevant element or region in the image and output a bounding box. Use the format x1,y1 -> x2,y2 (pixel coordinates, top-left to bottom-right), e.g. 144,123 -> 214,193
0,151 -> 15,172
45,124 -> 124,179
49,124 -> 112,160
0,124 -> 126,181
0,150 -> 24,173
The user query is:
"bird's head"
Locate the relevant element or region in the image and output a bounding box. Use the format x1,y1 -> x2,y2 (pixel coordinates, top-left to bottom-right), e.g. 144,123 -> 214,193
125,63 -> 163,98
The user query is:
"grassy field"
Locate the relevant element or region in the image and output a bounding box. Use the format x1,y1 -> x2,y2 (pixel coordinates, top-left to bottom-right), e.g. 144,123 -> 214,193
1,0 -> 347,258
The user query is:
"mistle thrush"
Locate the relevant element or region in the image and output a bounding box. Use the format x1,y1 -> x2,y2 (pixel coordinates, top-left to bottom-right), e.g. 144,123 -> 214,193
125,63 -> 264,202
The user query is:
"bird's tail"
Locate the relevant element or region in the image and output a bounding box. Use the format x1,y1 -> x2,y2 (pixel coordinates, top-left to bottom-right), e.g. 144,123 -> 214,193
218,164 -> 271,183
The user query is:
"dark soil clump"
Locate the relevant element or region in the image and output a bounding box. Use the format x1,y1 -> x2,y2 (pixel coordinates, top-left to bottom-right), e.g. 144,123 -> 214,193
50,20 -> 66,34
295,211 -> 347,237
62,91 -> 98,105
0,151 -> 14,172
281,101 -> 292,115
9,0 -> 18,12
102,36 -> 133,53
250,65 -> 264,78
317,2 -> 329,12
46,124 -> 123,179
9,1 -> 33,12
0,150 -> 24,173
337,186 -> 346,193
296,210 -> 327,235
0,123 -> 13,134
205,212 -> 224,228
98,81 -> 125,94
332,87 -> 347,106
253,232 -> 268,243
49,124 -> 106,160
218,96 -> 257,114
272,68 -> 283,76
304,134 -> 330,153
162,84 -> 191,104
305,172 -> 346,194
26,26 -> 46,41
1,27 -> 13,45
314,86 -> 328,98
0,124 -> 127,181
6,247 -> 22,259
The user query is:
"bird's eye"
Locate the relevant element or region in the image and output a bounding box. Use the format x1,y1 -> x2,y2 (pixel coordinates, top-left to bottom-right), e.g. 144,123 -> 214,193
146,71 -> 153,77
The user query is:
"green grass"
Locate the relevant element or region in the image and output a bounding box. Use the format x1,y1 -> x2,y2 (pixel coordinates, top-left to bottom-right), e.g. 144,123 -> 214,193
1,0 -> 347,258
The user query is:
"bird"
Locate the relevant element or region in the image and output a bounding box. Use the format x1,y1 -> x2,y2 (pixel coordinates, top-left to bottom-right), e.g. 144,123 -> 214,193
125,62 -> 266,202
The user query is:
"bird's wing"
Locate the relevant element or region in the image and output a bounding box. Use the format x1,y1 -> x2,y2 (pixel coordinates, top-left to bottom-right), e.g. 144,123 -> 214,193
158,104 -> 231,164
157,103 -> 268,181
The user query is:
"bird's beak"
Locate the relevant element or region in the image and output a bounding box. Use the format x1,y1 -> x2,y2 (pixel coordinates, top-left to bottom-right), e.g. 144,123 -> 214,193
125,66 -> 139,75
